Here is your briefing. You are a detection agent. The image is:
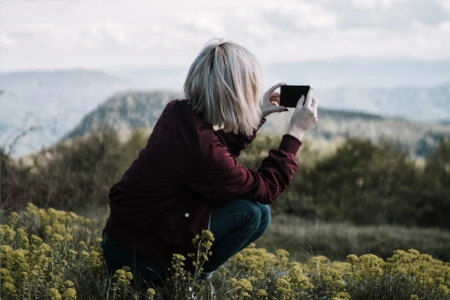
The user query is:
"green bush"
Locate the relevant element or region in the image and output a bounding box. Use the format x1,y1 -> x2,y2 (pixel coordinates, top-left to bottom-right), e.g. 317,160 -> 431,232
2,205 -> 450,300
1,129 -> 148,211
258,215 -> 450,262
241,136 -> 450,229
2,130 -> 449,229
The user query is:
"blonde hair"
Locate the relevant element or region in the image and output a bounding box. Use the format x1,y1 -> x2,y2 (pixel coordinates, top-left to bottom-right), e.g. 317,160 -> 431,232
184,39 -> 263,135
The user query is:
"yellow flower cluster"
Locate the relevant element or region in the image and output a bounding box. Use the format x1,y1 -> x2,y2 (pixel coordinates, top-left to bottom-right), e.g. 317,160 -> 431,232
228,277 -> 253,298
0,204 -> 98,300
189,230 -> 215,270
1,204 -> 450,300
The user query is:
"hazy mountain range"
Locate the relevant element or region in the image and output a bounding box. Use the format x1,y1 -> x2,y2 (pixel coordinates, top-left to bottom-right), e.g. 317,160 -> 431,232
65,90 -> 450,158
0,70 -> 129,156
1,59 -> 450,157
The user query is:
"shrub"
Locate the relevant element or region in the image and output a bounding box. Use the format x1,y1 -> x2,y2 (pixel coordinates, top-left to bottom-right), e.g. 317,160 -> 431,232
1,204 -> 450,300
1,129 -> 148,211
2,130 -> 449,229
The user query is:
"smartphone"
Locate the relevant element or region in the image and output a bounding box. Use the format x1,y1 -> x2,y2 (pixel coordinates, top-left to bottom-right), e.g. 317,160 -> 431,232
279,85 -> 310,108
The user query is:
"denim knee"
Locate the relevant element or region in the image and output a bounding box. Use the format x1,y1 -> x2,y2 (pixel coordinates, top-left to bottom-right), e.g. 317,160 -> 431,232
239,199 -> 262,227
257,203 -> 271,232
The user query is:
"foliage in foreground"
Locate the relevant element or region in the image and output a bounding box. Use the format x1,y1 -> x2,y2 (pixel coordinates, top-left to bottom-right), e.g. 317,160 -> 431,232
258,215 -> 450,262
2,130 -> 449,229
1,204 -> 450,300
240,136 -> 450,229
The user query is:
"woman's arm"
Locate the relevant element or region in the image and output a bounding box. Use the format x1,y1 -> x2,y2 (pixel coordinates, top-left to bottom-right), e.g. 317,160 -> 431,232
188,134 -> 301,205
215,119 -> 266,159
213,82 -> 288,159
189,88 -> 318,205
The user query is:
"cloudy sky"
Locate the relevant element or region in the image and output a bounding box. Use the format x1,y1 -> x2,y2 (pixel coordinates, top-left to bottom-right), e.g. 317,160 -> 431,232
2,0 -> 450,72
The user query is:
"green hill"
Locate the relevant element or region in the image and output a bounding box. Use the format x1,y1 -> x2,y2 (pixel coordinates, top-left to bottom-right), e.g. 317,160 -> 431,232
64,90 -> 450,157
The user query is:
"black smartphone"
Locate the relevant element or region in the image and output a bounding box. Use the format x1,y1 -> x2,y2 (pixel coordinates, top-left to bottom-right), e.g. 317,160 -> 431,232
279,85 -> 310,108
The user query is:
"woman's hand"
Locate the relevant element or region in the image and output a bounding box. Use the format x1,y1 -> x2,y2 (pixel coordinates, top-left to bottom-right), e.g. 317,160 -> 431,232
287,88 -> 319,141
261,83 -> 289,118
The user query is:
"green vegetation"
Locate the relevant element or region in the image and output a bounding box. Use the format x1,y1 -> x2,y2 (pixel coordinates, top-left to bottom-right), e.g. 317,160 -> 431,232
1,127 -> 449,236
1,128 -> 450,298
1,204 -> 450,300
239,133 -> 450,229
1,129 -> 147,210
258,215 -> 450,262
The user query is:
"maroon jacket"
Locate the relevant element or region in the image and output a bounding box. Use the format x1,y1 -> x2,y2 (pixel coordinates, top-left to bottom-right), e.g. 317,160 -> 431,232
104,99 -> 301,267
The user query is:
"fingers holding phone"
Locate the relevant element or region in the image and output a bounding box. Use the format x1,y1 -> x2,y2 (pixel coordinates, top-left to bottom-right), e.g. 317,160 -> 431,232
261,83 -> 289,118
287,86 -> 319,141
269,92 -> 280,106
303,87 -> 314,108
311,96 -> 319,123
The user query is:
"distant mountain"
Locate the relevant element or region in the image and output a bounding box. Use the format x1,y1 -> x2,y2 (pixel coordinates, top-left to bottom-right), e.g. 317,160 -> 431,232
314,84 -> 450,123
2,62 -> 450,158
0,70 -> 130,157
117,64 -> 450,123
265,59 -> 450,89
65,90 -> 450,158
64,90 -> 181,139
115,59 -> 450,89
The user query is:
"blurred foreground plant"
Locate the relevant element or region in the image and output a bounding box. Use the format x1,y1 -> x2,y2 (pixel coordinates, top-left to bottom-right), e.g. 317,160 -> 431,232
1,204 -> 450,300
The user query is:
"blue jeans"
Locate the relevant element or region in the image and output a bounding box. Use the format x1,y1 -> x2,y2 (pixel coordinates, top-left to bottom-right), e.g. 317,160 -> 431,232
100,231 -> 166,287
101,199 -> 270,284
203,199 -> 271,272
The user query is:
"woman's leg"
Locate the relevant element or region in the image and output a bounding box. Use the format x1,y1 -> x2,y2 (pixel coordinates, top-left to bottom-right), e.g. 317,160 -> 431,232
202,199 -> 271,273
100,230 -> 165,288
236,202 -> 271,252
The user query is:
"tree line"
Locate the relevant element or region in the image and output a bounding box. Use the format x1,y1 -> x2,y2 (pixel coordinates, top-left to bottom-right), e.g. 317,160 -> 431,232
1,129 -> 449,229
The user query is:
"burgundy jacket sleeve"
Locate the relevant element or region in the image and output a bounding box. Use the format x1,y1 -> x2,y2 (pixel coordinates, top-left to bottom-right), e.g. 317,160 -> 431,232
215,119 -> 266,159
188,134 -> 301,205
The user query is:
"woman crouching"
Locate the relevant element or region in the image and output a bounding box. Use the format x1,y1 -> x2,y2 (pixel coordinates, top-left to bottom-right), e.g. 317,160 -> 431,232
101,38 -> 319,286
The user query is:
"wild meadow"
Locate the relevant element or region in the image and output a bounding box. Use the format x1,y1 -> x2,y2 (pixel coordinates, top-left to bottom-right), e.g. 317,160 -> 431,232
1,129 -> 450,299
1,204 -> 450,300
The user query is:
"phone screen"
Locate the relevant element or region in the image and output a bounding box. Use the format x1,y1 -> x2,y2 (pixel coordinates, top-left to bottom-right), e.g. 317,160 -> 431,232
279,85 -> 310,108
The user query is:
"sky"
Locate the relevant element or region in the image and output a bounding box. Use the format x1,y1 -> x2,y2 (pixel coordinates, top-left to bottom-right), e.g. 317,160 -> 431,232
1,0 -> 450,72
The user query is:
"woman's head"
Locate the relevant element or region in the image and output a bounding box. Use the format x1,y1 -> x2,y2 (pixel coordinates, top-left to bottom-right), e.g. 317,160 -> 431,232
184,39 -> 263,135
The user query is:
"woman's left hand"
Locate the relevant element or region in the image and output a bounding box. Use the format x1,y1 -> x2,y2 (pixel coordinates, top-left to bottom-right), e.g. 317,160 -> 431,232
261,83 -> 289,118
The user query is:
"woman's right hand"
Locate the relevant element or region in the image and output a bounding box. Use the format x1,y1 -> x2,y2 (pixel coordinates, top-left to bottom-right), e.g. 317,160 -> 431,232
287,88 -> 319,141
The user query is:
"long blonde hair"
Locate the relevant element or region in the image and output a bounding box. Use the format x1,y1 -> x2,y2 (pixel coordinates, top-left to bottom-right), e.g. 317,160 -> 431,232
184,39 -> 263,135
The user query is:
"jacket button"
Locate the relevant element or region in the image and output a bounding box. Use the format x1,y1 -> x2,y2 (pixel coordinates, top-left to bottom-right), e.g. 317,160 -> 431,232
185,213 -> 190,217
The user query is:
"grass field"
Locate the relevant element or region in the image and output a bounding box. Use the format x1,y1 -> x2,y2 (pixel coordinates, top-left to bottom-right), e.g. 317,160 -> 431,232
75,205 -> 450,263
258,215 -> 450,263
1,204 -> 450,299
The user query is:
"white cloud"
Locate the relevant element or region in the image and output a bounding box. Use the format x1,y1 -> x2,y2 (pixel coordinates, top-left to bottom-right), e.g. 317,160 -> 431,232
434,0 -> 450,13
261,2 -> 338,30
1,0 -> 449,71
350,0 -> 410,10
0,33 -> 15,47
177,14 -> 226,36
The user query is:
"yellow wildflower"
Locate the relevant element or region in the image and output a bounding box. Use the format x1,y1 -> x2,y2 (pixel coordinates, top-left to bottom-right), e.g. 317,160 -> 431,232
113,267 -> 133,286
346,254 -> 359,264
229,278 -> 253,298
48,287 -> 62,300
78,241 -> 87,250
2,282 -> 17,296
62,288 -> 77,300
8,212 -> 19,227
277,249 -> 290,268
256,288 -> 268,299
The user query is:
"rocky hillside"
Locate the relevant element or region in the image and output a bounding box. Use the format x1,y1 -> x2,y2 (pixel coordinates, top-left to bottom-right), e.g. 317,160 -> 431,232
2,66 -> 449,158
64,90 -> 450,157
63,90 -> 181,139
